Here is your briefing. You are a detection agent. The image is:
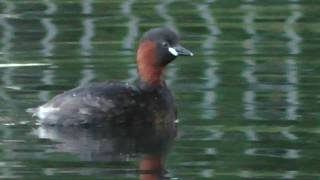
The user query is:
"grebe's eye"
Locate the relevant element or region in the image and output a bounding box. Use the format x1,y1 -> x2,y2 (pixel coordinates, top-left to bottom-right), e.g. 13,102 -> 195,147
162,41 -> 169,47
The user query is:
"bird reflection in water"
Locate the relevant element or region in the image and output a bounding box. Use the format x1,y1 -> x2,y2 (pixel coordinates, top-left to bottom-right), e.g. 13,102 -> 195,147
34,119 -> 177,180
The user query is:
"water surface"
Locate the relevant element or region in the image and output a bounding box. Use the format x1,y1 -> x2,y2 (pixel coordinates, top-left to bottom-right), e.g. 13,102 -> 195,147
0,0 -> 320,179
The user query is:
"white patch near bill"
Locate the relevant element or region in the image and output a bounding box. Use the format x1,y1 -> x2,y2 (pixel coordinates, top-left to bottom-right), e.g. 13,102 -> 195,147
36,106 -> 60,119
174,119 -> 180,123
168,47 -> 178,56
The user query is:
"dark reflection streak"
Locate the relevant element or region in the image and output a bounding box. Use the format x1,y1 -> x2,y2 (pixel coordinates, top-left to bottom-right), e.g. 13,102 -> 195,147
79,0 -> 95,86
121,0 -> 139,83
35,122 -> 175,179
156,0 -> 177,86
0,1 -> 16,100
284,3 -> 301,121
196,1 -> 219,121
39,0 -> 57,101
241,4 -> 260,121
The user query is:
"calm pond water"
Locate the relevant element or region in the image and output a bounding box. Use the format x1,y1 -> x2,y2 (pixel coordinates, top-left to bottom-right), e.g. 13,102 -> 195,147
1,0 -> 320,179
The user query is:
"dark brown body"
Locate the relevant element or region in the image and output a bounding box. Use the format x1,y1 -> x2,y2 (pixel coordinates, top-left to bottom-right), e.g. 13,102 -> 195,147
31,81 -> 176,127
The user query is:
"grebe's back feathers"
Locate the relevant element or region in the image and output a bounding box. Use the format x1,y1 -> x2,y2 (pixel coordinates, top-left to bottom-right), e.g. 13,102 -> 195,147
30,81 -> 141,126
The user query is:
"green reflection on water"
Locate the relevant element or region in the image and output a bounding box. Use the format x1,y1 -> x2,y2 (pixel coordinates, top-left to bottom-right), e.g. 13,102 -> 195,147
0,0 -> 320,179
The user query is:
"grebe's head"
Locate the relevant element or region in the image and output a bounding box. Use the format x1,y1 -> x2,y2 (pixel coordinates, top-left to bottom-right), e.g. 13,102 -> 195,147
137,28 -> 193,86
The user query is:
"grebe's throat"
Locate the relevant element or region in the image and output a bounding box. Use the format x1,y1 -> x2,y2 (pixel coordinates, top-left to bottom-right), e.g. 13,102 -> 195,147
137,41 -> 164,86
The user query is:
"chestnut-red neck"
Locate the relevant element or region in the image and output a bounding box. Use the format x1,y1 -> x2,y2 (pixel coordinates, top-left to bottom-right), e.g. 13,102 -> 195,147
137,41 -> 164,86
139,155 -> 164,180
